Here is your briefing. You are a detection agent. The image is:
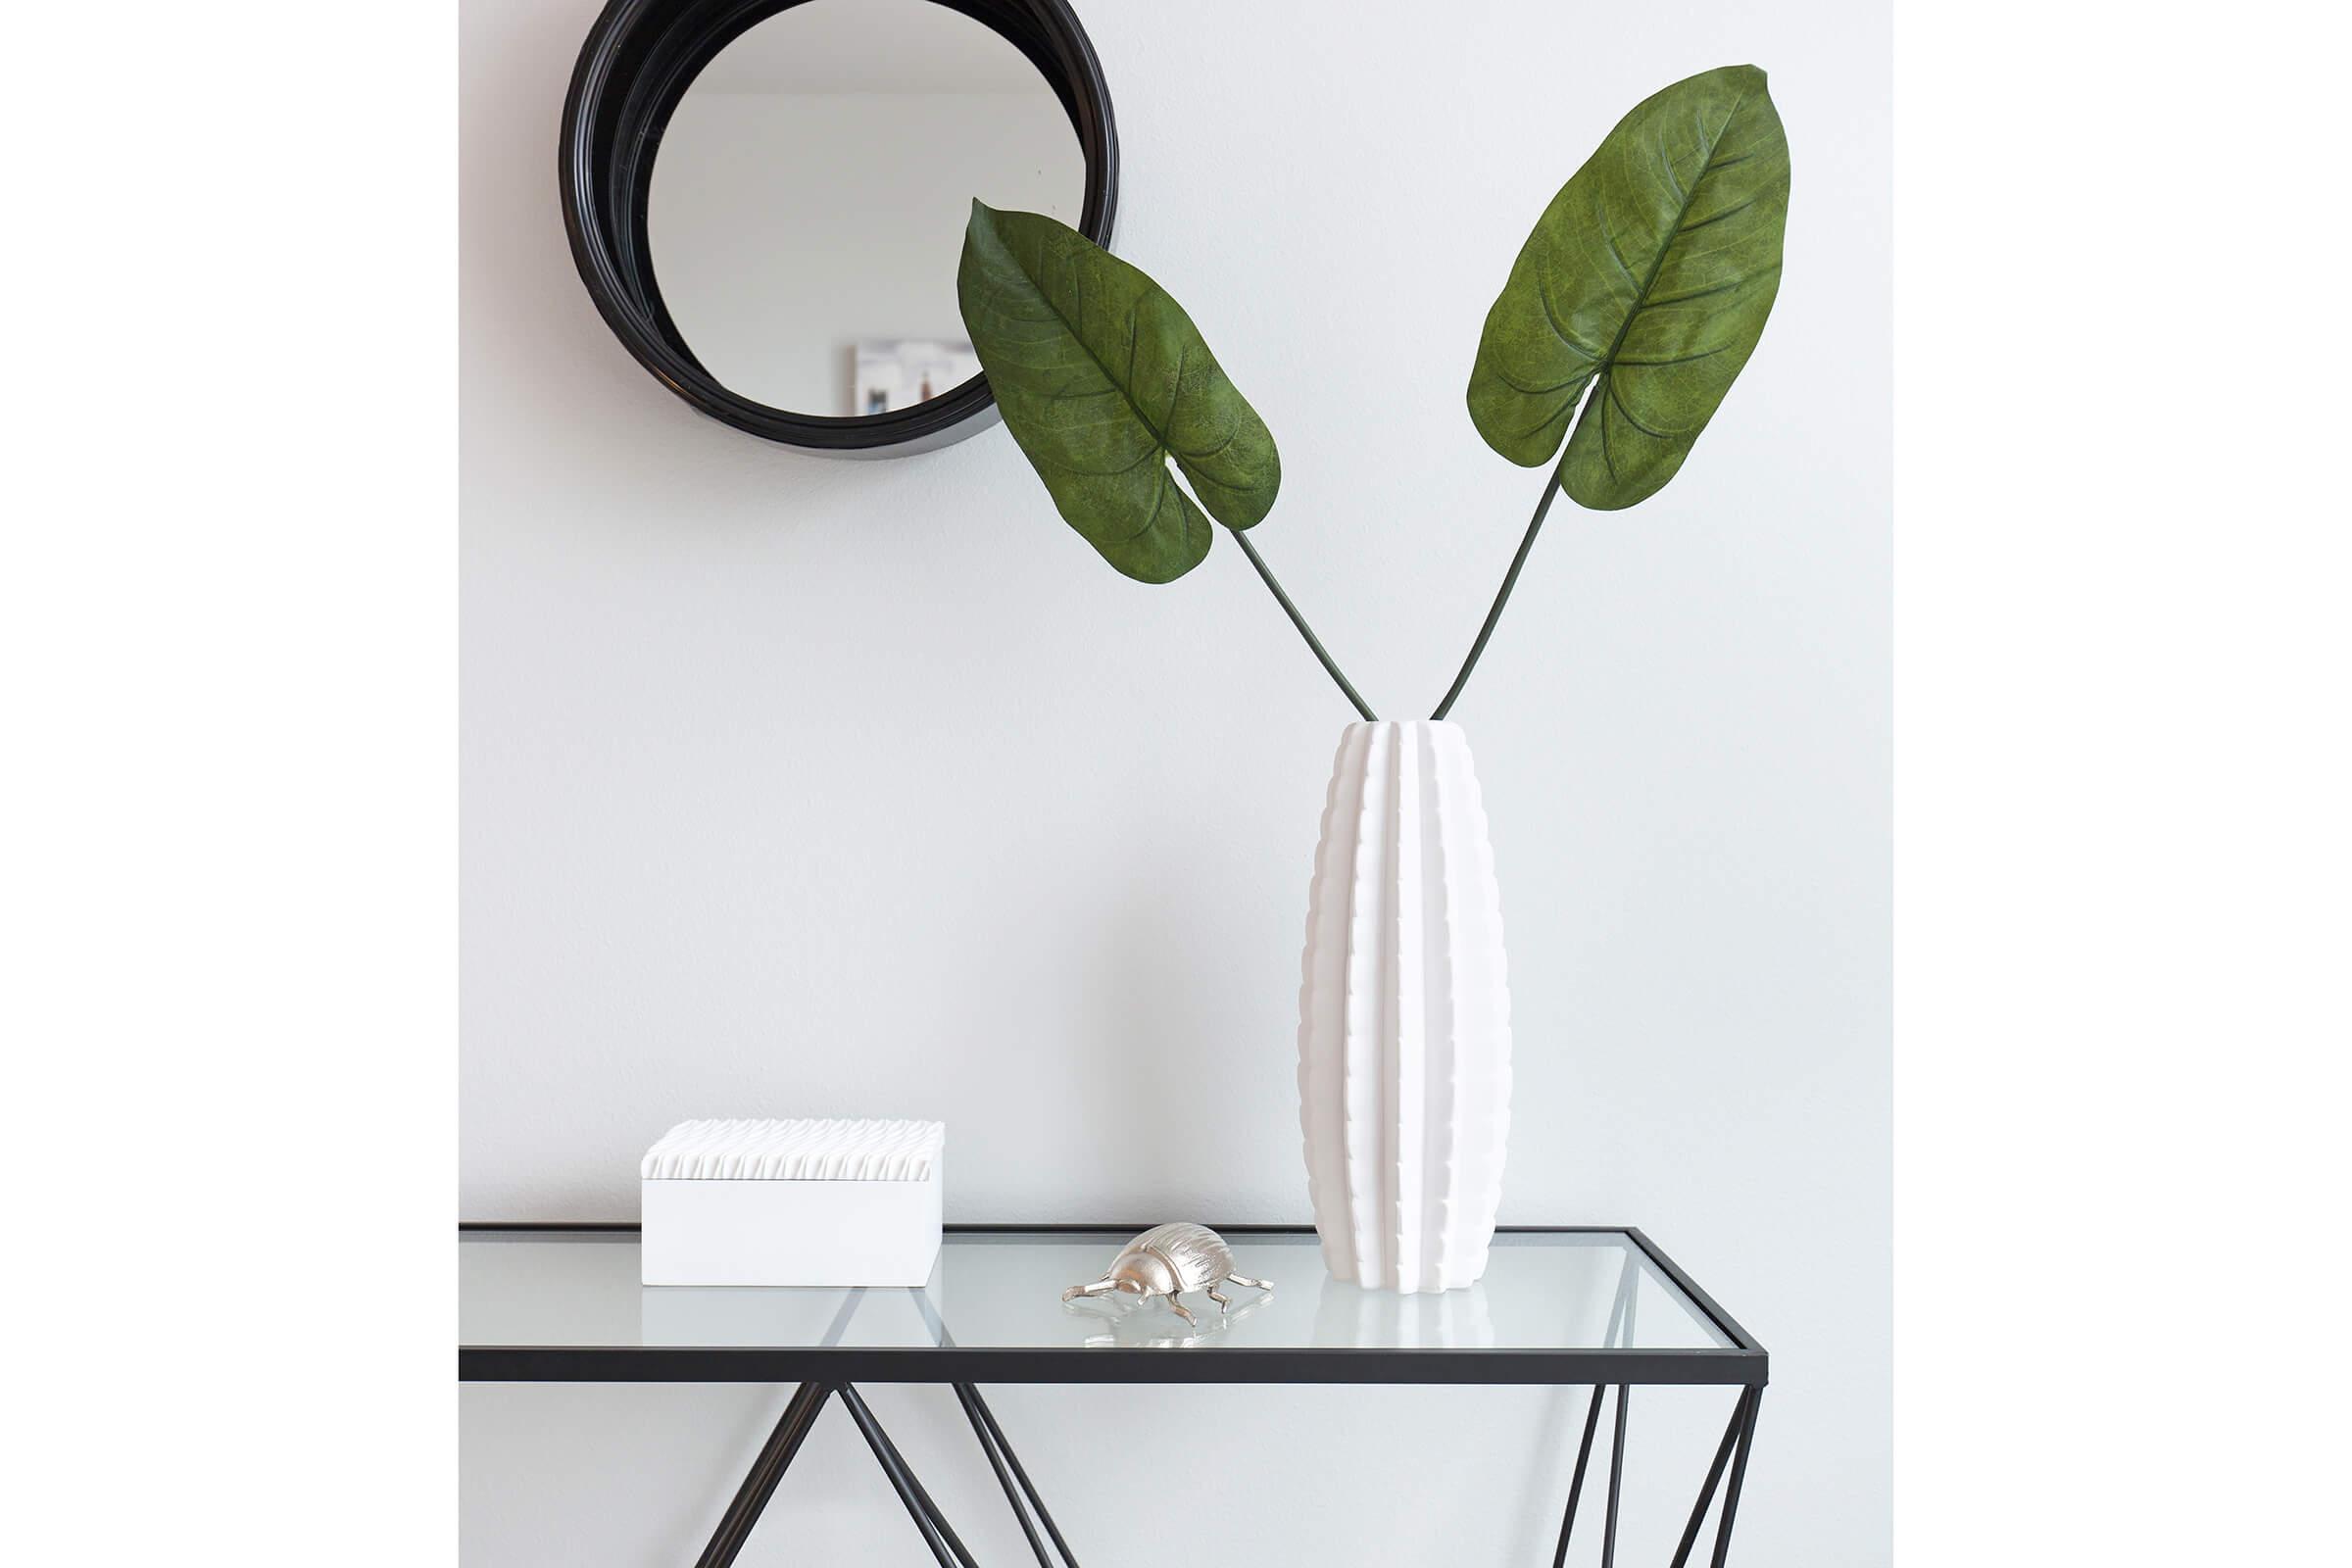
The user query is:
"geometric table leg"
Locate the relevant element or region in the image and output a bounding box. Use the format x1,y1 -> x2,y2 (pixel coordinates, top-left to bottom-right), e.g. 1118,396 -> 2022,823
954,1384 -> 1081,1568
1554,1254 -> 1641,1567
837,1383 -> 982,1568
1669,1390 -> 1752,1568
1550,1384 -> 1611,1568
1707,1387 -> 1762,1568
1599,1384 -> 1631,1568
693,1382 -> 832,1568
1548,1383 -> 1762,1568
683,1380 -> 1086,1568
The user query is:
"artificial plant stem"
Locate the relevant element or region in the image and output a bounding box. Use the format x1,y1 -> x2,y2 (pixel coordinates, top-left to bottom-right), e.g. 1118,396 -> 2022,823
1430,456 -> 1569,720
1233,529 -> 1377,722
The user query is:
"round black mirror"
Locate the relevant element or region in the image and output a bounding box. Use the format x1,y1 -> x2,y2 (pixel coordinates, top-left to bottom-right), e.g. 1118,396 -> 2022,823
561,0 -> 1119,456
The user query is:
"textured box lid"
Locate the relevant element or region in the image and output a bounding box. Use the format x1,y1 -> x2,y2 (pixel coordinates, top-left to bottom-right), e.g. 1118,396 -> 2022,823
641,1118 -> 945,1181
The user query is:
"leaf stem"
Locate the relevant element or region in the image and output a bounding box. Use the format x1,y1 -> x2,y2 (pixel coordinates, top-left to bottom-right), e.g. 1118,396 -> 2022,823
1430,455 -> 1569,720
1232,529 -> 1377,721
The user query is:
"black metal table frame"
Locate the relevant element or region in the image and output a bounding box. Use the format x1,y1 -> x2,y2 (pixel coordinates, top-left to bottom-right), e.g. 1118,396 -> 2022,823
462,1223 -> 1768,1568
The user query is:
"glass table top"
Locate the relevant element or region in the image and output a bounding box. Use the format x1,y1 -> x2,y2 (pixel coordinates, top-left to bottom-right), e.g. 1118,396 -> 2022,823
462,1227 -> 1760,1385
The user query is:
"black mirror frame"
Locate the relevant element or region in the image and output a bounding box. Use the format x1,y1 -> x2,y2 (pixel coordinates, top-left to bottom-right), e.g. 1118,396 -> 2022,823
559,0 -> 1120,457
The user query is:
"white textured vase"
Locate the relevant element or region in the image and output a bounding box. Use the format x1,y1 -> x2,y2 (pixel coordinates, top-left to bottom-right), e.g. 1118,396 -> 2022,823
1297,720 -> 1511,1293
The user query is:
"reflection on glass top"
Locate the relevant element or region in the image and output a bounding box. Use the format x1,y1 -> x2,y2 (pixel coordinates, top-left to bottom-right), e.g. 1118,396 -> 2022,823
462,1230 -> 1732,1354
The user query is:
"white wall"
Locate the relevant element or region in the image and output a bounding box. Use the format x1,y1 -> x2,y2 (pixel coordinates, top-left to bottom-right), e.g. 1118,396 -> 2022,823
462,0 -> 1889,1563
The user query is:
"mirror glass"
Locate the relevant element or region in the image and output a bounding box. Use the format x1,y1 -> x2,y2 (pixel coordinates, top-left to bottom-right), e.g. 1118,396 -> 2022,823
650,0 -> 1086,418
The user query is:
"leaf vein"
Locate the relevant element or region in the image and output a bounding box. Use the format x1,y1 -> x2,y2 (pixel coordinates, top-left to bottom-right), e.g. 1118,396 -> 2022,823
1607,378 -> 1669,439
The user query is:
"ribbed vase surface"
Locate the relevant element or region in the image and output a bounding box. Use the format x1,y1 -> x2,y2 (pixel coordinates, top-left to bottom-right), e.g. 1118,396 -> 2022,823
1297,720 -> 1511,1293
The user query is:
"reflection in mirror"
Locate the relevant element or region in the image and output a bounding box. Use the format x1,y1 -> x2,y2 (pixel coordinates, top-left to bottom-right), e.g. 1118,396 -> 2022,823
650,0 -> 1086,417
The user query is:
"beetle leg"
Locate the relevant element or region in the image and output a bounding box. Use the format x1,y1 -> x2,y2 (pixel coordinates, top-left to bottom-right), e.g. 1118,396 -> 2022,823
1164,1292 -> 1198,1330
1226,1273 -> 1274,1294
1205,1285 -> 1233,1316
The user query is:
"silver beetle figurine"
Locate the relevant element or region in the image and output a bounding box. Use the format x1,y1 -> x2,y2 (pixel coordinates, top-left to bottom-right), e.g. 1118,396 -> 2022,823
1060,1222 -> 1273,1330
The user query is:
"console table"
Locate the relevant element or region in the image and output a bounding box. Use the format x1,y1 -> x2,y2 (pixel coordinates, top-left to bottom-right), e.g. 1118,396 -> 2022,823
461,1224 -> 1766,1567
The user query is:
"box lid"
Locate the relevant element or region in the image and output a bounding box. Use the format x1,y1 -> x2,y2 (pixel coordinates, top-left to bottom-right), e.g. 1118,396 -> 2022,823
641,1117 -> 945,1181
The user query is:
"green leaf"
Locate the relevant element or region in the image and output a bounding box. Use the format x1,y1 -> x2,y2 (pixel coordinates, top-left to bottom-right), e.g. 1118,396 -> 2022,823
1467,64 -> 1790,510
957,201 -> 1280,583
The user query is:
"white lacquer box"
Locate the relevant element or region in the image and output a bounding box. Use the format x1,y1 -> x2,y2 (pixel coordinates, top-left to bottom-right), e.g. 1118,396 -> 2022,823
640,1118 -> 945,1287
